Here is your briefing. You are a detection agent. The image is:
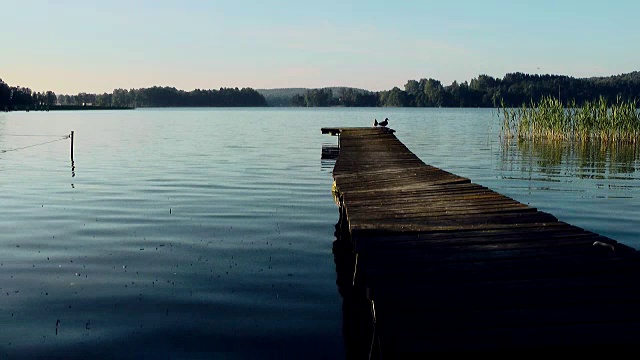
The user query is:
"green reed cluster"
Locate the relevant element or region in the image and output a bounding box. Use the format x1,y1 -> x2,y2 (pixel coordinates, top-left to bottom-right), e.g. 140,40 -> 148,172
500,96 -> 640,143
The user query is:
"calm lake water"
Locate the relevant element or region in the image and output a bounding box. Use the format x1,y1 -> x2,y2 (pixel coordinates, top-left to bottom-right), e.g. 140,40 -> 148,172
1,108 -> 639,359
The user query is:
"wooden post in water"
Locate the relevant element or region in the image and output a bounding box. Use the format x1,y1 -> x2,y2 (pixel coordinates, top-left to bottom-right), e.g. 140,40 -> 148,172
70,131 -> 74,161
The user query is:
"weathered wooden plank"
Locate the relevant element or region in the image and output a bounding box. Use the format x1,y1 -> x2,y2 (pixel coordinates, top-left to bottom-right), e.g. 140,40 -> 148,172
361,231 -> 595,249
346,195 -> 520,206
349,213 -> 560,233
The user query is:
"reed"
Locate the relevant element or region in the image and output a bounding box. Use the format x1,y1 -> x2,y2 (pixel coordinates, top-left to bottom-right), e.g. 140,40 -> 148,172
500,96 -> 640,143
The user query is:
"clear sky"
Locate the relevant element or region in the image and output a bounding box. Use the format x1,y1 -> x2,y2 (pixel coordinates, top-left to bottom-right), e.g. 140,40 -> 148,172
2,0 -> 639,94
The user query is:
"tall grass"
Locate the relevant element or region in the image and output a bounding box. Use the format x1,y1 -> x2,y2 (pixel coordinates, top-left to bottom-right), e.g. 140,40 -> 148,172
500,96 -> 640,143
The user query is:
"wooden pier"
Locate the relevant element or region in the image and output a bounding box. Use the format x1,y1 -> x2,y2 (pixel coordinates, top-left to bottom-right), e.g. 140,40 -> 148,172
324,127 -> 640,356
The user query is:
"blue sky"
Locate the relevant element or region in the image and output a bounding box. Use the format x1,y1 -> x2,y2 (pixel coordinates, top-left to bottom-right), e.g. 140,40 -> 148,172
2,0 -> 638,94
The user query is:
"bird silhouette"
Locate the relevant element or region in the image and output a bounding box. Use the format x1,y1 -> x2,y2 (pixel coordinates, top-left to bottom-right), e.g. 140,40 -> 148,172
379,118 -> 389,127
373,119 -> 378,127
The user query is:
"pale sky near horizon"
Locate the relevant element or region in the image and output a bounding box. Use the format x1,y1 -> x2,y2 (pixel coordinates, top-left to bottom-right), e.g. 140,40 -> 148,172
2,0 -> 639,94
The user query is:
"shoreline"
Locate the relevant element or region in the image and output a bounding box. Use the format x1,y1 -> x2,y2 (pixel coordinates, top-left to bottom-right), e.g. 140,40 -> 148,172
4,105 -> 134,112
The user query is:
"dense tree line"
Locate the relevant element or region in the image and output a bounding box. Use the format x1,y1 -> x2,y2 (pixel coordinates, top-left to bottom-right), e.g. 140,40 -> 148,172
4,71 -> 640,110
1,78 -> 57,111
257,88 -> 308,107
290,71 -> 640,108
259,87 -> 376,107
1,78 -> 267,110
290,87 -> 378,107
57,86 -> 267,108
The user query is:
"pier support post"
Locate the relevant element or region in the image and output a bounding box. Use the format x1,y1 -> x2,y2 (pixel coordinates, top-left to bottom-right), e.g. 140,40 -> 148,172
70,131 -> 74,161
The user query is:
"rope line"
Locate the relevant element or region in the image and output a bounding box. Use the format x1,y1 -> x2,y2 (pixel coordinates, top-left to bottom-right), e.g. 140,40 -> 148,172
1,136 -> 70,153
2,134 -> 70,137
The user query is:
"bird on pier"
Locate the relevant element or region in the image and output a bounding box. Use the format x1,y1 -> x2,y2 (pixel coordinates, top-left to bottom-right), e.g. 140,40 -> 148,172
373,119 -> 378,127
379,118 -> 389,127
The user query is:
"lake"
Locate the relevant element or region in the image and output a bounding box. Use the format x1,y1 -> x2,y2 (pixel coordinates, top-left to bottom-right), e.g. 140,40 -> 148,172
1,108 -> 639,359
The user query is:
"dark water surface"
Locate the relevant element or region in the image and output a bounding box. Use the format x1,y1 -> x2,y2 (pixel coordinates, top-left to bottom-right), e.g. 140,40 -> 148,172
1,108 -> 639,359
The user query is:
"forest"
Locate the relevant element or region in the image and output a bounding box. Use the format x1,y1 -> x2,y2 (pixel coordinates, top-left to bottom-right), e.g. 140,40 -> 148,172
2,71 -> 639,110
0,81 -> 267,110
286,71 -> 640,108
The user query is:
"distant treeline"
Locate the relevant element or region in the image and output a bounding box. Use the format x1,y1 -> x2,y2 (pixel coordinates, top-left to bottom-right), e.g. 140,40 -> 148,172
4,71 -> 639,110
285,71 -> 640,108
257,87 -> 374,107
0,78 -> 267,110
0,79 -> 57,111
67,87 -> 268,108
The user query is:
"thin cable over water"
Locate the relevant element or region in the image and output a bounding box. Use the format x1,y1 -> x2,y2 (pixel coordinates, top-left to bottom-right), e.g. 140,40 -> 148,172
2,134 -> 69,137
0,135 -> 70,153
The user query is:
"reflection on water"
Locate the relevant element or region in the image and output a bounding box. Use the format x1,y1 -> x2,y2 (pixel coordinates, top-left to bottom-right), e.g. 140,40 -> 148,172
321,143 -> 340,171
494,135 -> 640,249
501,139 -> 640,178
2,107 -> 640,357
1,109 -> 346,359
322,144 -> 340,161
326,142 -> 376,359
332,220 -> 379,360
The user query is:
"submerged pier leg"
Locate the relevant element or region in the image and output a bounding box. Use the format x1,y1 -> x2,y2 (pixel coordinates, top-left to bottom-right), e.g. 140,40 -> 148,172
70,131 -> 74,161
